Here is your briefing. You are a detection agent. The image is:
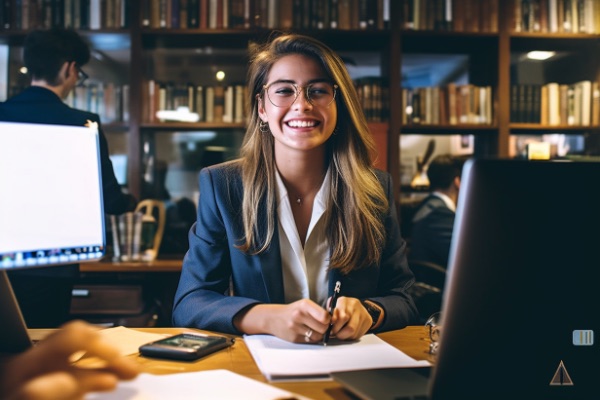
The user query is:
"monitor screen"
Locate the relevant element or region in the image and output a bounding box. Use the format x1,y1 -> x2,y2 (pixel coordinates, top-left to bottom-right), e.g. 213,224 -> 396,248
0,122 -> 105,269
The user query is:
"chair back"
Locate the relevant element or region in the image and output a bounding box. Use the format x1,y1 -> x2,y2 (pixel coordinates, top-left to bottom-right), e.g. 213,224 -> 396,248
135,199 -> 166,261
407,259 -> 447,323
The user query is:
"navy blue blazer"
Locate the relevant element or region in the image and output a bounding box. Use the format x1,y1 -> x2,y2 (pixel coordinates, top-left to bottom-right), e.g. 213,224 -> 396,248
172,161 -> 418,335
0,86 -> 134,215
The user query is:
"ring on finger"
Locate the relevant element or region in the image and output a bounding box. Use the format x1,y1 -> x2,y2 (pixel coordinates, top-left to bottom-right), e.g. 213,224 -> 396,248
304,328 -> 313,341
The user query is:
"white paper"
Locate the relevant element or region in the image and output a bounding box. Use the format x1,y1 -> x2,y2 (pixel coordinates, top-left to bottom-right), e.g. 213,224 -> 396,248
244,333 -> 431,381
97,326 -> 170,356
86,369 -> 308,400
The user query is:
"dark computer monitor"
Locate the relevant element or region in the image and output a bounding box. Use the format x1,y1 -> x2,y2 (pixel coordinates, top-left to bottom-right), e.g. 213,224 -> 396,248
333,159 -> 598,400
430,158 -> 599,399
0,121 -> 105,352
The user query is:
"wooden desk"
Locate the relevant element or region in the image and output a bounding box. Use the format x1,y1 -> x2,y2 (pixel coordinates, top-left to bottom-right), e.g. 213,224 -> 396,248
31,326 -> 433,400
80,259 -> 182,273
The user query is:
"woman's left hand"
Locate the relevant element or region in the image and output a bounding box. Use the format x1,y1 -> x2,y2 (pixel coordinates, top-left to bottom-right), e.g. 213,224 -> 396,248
327,296 -> 372,341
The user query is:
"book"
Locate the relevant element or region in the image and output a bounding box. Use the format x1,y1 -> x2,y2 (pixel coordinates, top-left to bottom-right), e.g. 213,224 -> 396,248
205,86 -> 215,122
223,85 -> 234,123
213,85 -> 224,122
234,84 -> 244,123
109,214 -> 121,260
195,85 -> 204,121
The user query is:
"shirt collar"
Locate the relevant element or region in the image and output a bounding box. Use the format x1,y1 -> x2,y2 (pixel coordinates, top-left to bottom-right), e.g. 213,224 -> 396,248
275,167 -> 331,210
432,191 -> 456,212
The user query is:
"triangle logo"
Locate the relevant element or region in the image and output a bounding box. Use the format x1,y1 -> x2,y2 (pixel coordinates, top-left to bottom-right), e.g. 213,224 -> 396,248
549,360 -> 574,386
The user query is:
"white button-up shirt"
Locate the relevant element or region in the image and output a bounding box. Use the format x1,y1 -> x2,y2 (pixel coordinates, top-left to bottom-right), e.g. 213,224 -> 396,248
432,191 -> 456,212
275,169 -> 331,307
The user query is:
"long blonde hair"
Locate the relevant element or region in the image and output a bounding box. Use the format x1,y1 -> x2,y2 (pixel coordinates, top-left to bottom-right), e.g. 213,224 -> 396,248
238,33 -> 388,274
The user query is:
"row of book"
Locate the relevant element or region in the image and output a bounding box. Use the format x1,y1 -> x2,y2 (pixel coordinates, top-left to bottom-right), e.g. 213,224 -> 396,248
0,0 -> 130,30
109,212 -> 157,262
65,82 -> 129,123
145,78 -> 392,124
355,77 -> 389,123
142,0 -> 391,30
399,0 -> 499,33
510,81 -> 600,125
511,0 -> 600,33
146,80 -> 247,123
402,84 -> 494,126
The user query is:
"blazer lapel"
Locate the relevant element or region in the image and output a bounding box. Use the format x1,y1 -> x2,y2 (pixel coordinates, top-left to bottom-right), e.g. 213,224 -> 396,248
254,193 -> 285,303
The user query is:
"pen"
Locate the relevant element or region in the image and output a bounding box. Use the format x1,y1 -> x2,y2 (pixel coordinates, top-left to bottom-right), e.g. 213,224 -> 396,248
323,280 -> 341,346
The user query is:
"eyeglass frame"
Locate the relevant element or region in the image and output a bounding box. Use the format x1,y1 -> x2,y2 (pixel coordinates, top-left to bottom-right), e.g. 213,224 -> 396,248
425,312 -> 441,355
262,81 -> 339,108
75,65 -> 89,86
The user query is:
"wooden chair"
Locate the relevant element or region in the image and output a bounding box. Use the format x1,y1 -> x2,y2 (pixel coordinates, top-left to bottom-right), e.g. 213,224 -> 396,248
407,259 -> 447,324
135,199 -> 166,261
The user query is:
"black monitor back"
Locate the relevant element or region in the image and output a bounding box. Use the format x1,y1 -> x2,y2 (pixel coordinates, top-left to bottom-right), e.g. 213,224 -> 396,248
431,159 -> 600,400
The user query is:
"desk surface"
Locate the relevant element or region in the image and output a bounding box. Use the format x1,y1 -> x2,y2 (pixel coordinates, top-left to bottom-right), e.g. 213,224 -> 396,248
31,326 -> 432,400
80,259 -> 182,273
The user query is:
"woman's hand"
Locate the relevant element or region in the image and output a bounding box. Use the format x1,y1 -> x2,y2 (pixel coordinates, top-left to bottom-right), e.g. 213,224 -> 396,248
234,299 -> 332,343
327,296 -> 373,341
234,296 -> 379,343
0,320 -> 139,400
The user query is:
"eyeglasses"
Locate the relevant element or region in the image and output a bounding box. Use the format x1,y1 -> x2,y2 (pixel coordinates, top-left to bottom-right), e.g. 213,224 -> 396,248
263,82 -> 338,108
425,312 -> 441,355
76,66 -> 88,86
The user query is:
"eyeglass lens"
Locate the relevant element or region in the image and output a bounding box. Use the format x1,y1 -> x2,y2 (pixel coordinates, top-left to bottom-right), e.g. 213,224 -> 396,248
265,82 -> 336,107
425,312 -> 441,355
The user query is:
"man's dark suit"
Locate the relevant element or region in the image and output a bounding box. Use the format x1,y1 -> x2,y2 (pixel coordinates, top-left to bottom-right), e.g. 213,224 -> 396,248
409,194 -> 455,268
0,86 -> 135,327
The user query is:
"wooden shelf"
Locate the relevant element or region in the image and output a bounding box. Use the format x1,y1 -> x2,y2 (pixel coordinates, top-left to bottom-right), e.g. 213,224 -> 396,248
80,259 -> 182,273
141,122 -> 246,130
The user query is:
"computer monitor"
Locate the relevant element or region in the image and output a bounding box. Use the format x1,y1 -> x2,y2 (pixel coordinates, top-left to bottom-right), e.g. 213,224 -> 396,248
0,122 -> 105,268
0,121 -> 105,352
430,158 -> 599,399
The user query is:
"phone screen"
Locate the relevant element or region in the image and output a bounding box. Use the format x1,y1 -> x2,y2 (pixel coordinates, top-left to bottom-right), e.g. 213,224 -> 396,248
159,335 -> 216,349
139,333 -> 233,361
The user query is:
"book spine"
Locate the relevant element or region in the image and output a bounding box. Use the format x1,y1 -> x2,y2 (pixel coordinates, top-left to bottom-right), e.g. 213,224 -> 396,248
110,214 -> 121,260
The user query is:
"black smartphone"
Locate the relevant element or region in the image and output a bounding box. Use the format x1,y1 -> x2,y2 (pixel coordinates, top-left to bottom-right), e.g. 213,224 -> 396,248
139,333 -> 235,361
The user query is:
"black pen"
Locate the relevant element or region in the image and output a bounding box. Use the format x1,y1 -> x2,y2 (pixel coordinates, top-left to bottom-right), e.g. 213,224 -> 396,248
323,280 -> 341,346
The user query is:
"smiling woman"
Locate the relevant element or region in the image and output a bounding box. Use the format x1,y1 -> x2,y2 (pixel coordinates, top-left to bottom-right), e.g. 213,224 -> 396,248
172,33 -> 418,345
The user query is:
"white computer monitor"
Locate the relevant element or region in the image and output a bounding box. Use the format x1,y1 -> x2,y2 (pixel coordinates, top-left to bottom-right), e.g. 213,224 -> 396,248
0,121 -> 105,269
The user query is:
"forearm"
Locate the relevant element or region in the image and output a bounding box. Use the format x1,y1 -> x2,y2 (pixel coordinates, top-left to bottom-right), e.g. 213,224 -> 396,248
233,303 -> 279,335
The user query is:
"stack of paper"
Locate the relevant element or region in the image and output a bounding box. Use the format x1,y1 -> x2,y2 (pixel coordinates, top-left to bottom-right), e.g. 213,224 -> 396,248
244,333 -> 430,381
87,369 -> 307,400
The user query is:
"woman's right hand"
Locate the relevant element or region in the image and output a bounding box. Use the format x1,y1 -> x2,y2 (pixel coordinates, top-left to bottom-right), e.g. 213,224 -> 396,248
233,299 -> 331,343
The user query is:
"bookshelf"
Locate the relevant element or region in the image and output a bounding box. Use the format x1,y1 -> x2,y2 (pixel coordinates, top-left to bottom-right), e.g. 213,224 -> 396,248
2,0 -> 600,208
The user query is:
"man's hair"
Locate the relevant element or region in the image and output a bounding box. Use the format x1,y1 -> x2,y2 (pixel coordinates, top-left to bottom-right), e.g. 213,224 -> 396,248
427,154 -> 466,190
23,28 -> 90,85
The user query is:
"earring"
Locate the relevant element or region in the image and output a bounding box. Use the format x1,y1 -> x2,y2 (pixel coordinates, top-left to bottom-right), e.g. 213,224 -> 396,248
259,120 -> 270,133
333,126 -> 338,135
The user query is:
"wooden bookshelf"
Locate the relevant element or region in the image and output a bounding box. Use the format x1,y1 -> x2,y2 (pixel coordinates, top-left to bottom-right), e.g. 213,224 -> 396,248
2,0 -> 600,204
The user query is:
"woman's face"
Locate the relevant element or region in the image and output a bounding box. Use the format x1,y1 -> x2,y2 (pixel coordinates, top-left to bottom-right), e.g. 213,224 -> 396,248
258,54 -> 338,155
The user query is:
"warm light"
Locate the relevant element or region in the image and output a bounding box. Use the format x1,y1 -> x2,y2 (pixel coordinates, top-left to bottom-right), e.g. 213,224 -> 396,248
19,67 -> 27,74
216,71 -> 225,81
526,51 -> 555,60
156,106 -> 200,123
